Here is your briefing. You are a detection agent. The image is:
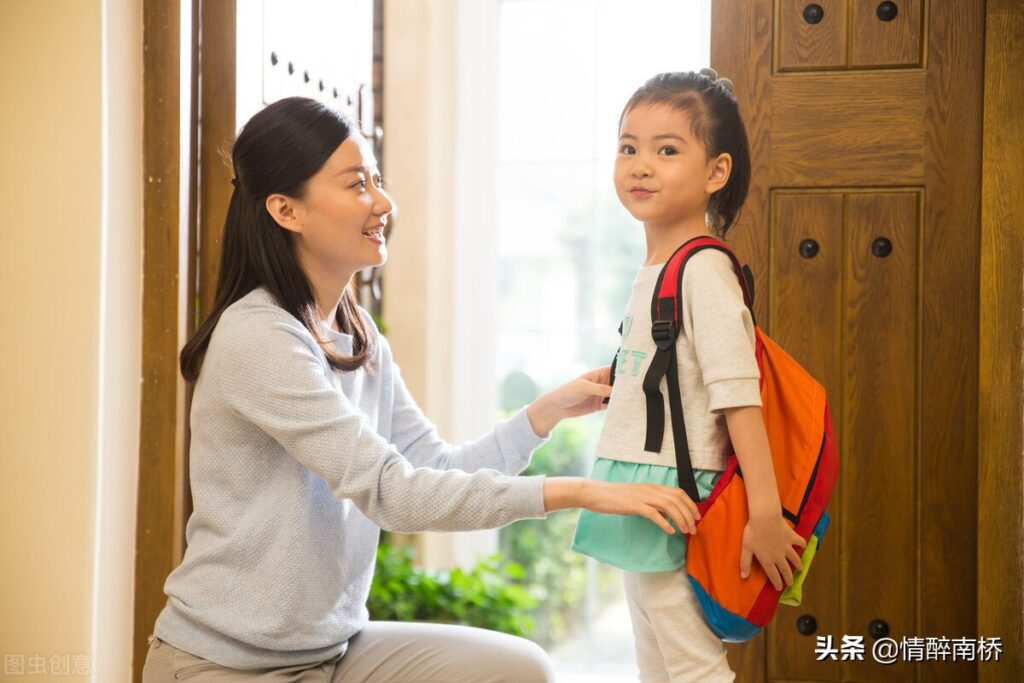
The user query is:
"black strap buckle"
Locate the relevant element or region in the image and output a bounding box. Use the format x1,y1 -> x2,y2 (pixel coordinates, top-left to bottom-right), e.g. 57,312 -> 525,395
651,320 -> 677,350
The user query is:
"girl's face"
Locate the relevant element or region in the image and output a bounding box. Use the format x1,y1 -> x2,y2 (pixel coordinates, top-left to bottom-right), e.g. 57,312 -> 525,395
269,133 -> 394,281
614,103 -> 730,229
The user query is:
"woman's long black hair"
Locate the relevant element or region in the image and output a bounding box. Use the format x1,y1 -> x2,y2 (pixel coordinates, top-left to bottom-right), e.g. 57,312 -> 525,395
180,97 -> 375,383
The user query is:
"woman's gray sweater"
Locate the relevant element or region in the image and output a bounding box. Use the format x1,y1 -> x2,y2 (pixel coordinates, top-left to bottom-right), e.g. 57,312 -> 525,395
153,287 -> 549,668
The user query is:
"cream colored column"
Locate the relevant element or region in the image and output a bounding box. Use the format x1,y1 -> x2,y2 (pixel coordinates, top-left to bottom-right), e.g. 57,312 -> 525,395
382,0 -> 499,569
0,1 -> 143,681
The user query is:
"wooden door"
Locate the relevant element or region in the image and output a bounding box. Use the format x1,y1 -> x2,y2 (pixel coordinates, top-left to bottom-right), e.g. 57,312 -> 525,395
711,1 -> 983,681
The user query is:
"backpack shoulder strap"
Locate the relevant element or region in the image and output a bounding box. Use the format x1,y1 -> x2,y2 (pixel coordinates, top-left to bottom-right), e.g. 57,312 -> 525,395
641,236 -> 756,501
602,322 -> 624,405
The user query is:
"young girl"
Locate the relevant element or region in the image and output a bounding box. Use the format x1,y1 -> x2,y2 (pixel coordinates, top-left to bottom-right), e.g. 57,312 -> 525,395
141,96 -> 701,683
572,70 -> 806,682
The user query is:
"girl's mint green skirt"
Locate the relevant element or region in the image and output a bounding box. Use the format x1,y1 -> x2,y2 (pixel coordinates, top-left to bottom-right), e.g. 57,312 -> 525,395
571,458 -> 723,573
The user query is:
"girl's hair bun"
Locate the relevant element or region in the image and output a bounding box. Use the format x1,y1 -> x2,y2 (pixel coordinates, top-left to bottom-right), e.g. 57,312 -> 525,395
698,67 -> 735,95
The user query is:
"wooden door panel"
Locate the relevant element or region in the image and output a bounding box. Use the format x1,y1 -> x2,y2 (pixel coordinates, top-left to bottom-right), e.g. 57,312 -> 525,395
841,191 -> 919,681
767,191 -> 844,681
850,0 -> 924,68
770,73 -> 926,187
777,0 -> 847,71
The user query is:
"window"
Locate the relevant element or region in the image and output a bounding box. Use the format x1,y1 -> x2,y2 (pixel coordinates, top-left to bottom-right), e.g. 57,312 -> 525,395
456,1 -> 711,678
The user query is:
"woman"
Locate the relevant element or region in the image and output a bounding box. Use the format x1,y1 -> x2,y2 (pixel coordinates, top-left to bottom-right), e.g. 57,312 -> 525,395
142,97 -> 701,683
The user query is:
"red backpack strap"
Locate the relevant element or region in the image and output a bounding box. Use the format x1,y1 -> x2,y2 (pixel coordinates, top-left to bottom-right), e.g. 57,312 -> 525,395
641,236 -> 756,501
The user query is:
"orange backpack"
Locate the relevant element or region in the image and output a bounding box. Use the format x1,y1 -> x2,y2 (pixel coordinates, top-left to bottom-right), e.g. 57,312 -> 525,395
621,235 -> 839,642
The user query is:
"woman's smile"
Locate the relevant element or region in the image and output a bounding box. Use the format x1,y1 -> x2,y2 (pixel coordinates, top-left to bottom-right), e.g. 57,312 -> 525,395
362,221 -> 386,244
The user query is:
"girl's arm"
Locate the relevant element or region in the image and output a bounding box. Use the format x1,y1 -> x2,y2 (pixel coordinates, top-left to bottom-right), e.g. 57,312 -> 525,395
724,406 -> 782,516
725,406 -> 807,590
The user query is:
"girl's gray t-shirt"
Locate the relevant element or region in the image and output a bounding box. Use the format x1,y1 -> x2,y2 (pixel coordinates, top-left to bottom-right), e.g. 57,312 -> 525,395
595,249 -> 763,472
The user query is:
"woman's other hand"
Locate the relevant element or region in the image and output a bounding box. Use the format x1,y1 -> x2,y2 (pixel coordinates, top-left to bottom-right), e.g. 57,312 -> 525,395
542,478 -> 700,535
526,366 -> 613,436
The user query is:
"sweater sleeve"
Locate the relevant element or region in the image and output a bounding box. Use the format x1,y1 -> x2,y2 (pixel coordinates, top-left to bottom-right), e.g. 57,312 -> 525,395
212,309 -> 548,533
386,342 -> 548,474
681,250 -> 763,414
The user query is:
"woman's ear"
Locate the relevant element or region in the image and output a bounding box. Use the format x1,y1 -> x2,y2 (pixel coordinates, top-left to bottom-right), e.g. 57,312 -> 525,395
706,153 -> 733,195
265,193 -> 303,234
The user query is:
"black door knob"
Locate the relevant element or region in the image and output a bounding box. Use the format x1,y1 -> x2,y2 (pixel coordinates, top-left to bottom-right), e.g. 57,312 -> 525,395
868,618 -> 890,639
799,238 -> 820,259
877,2 -> 898,21
796,614 -> 818,635
871,237 -> 892,258
803,4 -> 824,24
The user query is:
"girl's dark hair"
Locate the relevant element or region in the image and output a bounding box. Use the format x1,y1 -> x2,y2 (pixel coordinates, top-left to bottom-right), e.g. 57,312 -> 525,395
620,70 -> 751,238
180,96 -> 375,383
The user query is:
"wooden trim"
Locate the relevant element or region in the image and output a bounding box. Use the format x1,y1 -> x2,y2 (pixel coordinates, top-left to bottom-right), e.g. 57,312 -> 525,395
197,0 -> 236,322
133,2 -> 225,679
978,0 -> 1024,679
134,1 -> 186,679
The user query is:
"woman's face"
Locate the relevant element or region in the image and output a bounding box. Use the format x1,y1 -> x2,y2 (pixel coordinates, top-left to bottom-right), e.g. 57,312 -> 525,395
277,133 -> 394,280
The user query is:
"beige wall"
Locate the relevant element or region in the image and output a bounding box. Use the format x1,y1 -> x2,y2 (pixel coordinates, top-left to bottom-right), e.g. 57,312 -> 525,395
0,1 -> 143,680
382,0 -> 502,568
382,0 -> 457,436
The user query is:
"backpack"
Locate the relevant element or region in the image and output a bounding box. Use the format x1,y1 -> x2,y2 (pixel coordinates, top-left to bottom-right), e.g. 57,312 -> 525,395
608,235 -> 839,643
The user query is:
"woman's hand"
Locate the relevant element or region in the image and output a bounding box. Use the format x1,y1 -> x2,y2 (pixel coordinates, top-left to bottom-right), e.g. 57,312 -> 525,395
543,478 -> 701,535
526,366 -> 613,437
739,511 -> 807,591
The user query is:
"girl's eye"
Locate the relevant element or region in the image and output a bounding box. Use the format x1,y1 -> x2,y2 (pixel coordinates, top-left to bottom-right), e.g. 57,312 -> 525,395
374,175 -> 386,188
351,179 -> 367,190
658,146 -> 678,156
619,144 -> 636,155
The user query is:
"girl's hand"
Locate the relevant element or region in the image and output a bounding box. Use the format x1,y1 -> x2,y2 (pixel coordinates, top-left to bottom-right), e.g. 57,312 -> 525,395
527,366 -> 613,436
739,511 -> 807,591
543,478 -> 701,535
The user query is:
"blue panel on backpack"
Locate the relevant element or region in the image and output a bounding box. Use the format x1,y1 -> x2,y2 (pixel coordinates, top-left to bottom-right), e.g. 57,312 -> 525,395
688,576 -> 763,643
813,509 -> 831,549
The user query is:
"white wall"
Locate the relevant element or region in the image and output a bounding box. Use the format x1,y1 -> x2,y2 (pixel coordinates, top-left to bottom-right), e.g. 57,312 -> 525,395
0,1 -> 143,680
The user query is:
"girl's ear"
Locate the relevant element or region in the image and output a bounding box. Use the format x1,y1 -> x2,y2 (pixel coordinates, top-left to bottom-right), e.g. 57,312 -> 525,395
706,152 -> 733,195
265,193 -> 303,234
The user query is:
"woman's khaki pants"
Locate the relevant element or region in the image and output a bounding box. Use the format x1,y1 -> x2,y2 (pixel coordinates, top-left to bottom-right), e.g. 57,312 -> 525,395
142,621 -> 555,683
